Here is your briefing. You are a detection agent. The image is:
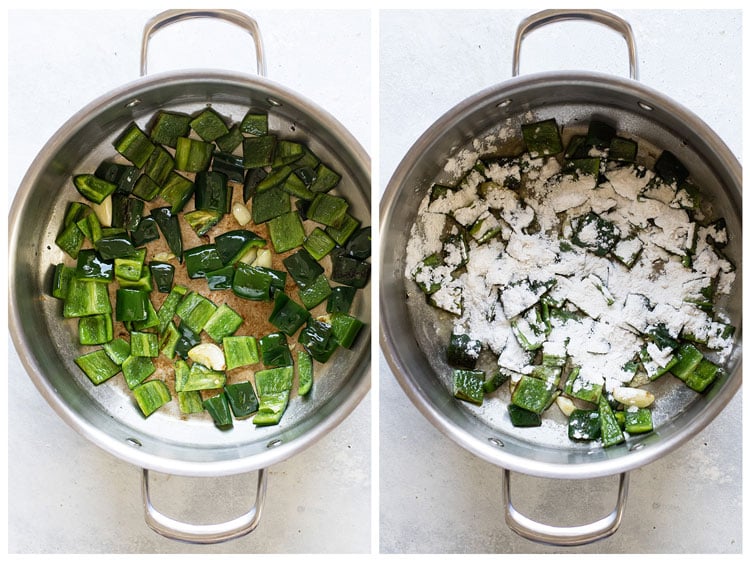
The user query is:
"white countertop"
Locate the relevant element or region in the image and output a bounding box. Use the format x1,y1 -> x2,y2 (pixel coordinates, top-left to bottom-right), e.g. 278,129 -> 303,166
378,9 -> 742,554
7,9 -> 371,554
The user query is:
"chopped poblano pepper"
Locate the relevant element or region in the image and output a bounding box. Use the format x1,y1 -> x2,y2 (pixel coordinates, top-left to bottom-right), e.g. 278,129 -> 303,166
122,355 -> 156,389
133,379 -> 171,417
75,349 -> 120,385
74,174 -> 117,205
114,122 -> 155,168
225,382 -> 259,418
203,303 -> 243,342
223,336 -> 260,370
297,349 -> 313,396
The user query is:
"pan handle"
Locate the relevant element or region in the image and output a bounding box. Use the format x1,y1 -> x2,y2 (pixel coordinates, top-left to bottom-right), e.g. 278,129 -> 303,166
140,9 -> 267,77
512,9 -> 639,81
140,467 -> 268,544
502,469 -> 630,546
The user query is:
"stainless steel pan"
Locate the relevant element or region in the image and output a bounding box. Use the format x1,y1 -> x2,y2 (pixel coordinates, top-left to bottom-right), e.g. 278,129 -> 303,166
9,10 -> 370,544
380,9 -> 741,545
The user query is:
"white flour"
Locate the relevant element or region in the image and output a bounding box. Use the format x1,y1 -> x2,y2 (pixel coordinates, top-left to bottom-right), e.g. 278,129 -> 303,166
405,132 -> 736,443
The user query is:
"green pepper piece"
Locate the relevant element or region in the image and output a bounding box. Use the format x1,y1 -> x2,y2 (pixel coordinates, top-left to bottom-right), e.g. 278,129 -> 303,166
144,145 -> 175,186
654,150 -> 689,184
56,221 -> 85,259
190,107 -> 229,142
206,265 -> 235,291
95,232 -> 136,260
114,122 -> 156,168
158,321 -> 181,360
130,331 -> 159,357
309,163 -> 341,193
508,403 -> 542,427
268,211 -> 305,253
281,172 -> 315,201
303,228 -> 336,261
157,284 -> 188,335
75,249 -> 113,282
177,391 -> 204,414
110,195 -> 143,232
609,137 -> 638,162
149,261 -> 175,293
78,314 -> 113,345
151,207 -> 183,263
128,216 -> 158,248
521,118 -> 563,157
184,244 -> 223,279
297,349 -> 313,396
75,349 -> 120,385
175,136 -> 214,173
203,303 -> 243,342
215,230 -> 266,265
174,322 -> 202,360
73,174 -> 117,204
298,274 -> 332,310
133,380 -> 171,417
195,171 -> 231,214
159,171 -> 195,213
326,214 -> 360,246
511,375 -> 556,415
115,288 -> 149,322
598,394 -> 625,447
283,249 -> 324,288
63,277 -> 112,318
568,409 -> 602,440
149,111 -> 192,148
215,126 -> 245,155
446,332 -> 482,370
243,135 -> 277,169
344,227 -> 371,260
240,112 -> 268,136
175,291 -> 217,334
223,336 -> 259,370
453,369 -> 485,405
269,292 -> 310,336
211,151 -> 245,183
122,355 -> 156,389
331,253 -> 370,288
259,332 -> 293,367
253,366 -> 293,425
243,167 -> 267,203
252,185 -> 291,224
225,382 -> 259,418
183,209 -> 223,237
298,320 -> 338,363
685,359 -> 723,393
95,161 -> 139,194
326,285 -> 357,314
203,393 -> 233,428
232,263 -> 273,301
52,263 -> 76,299
183,362 -> 226,391
624,407 -> 653,434
103,337 -> 130,365
330,312 -> 364,348
307,193 -> 349,228
271,141 -> 304,168
670,343 -> 704,381
115,248 -> 147,282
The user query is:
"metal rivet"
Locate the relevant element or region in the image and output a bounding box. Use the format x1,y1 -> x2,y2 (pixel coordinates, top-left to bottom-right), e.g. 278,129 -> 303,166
126,437 -> 142,447
630,442 -> 645,451
267,97 -> 282,107
125,98 -> 142,109
496,99 -> 512,108
267,439 -> 283,448
637,101 -> 654,111
488,437 -> 504,447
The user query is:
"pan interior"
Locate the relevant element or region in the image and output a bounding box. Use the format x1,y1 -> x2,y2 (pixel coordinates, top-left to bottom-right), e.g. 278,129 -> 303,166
10,71 -> 371,475
380,72 -> 741,478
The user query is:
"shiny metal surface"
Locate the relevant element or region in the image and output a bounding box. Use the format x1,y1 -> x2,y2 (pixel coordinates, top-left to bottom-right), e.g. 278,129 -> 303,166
380,70 -> 741,480
9,70 -> 371,478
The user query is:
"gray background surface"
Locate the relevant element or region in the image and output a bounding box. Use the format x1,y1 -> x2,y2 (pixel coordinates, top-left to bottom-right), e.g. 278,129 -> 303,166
7,9 -> 371,554
379,9 -> 742,554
